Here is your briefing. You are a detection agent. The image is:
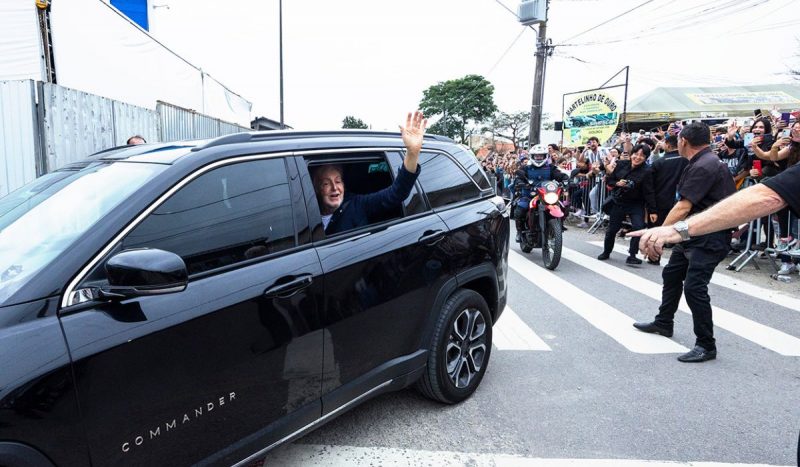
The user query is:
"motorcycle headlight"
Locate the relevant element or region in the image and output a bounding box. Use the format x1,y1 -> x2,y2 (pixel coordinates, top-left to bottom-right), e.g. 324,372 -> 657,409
544,192 -> 559,204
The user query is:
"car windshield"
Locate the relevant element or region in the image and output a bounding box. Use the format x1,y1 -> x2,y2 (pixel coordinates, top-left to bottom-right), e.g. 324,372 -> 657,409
0,162 -> 166,303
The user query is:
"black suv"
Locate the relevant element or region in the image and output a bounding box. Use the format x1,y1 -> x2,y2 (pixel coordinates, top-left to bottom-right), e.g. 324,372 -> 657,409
0,131 -> 509,466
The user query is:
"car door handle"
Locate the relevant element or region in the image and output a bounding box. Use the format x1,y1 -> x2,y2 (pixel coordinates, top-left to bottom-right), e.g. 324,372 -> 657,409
418,229 -> 445,246
264,274 -> 313,298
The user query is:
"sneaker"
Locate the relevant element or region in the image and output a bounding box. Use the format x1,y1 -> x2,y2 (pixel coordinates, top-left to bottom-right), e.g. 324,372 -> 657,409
597,252 -> 610,260
577,222 -> 589,228
626,256 -> 642,265
573,208 -> 584,217
777,263 -> 797,275
776,237 -> 796,252
515,232 -> 521,242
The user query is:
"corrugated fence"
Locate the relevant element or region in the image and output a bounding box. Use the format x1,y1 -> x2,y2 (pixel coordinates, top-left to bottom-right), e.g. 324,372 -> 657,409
0,80 -> 39,197
0,80 -> 250,196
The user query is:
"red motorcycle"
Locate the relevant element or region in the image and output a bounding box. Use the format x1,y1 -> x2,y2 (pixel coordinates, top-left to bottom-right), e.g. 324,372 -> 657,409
514,180 -> 565,270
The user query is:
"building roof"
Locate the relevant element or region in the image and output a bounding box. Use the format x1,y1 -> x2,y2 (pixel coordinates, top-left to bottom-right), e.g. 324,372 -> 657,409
626,84 -> 800,122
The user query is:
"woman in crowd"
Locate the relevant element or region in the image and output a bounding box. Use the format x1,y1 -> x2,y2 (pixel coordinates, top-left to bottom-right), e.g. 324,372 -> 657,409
754,120 -> 800,274
597,143 -> 656,265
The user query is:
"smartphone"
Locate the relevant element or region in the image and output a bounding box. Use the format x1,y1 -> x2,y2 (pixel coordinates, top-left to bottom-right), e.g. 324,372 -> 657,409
753,159 -> 762,176
781,112 -> 791,123
754,109 -> 762,117
743,132 -> 755,147
782,129 -> 791,138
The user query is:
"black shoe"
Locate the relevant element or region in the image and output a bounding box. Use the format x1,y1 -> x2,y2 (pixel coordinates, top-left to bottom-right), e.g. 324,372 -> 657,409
562,225 -> 568,231
597,252 -> 610,260
647,257 -> 661,265
626,256 -> 642,265
677,345 -> 717,363
632,321 -> 673,337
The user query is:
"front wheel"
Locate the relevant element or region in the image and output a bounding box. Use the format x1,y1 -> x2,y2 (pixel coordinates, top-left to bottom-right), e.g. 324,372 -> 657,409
417,289 -> 492,404
542,217 -> 563,270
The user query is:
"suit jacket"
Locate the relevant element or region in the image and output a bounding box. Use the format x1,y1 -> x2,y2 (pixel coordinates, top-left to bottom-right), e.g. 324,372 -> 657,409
325,165 -> 420,235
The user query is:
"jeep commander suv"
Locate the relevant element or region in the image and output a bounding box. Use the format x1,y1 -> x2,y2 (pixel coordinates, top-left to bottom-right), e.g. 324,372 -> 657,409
0,130 -> 509,466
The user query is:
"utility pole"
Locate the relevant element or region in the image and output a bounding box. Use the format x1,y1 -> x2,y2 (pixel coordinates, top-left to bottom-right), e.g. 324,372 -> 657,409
525,0 -> 551,148
279,0 -> 285,129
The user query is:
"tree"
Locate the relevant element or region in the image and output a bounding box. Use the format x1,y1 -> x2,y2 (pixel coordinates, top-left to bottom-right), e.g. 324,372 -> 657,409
342,116 -> 368,129
419,74 -> 498,143
484,111 -> 530,152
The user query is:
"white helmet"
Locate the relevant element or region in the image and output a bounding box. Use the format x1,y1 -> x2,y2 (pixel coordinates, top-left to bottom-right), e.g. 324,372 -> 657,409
529,144 -> 550,168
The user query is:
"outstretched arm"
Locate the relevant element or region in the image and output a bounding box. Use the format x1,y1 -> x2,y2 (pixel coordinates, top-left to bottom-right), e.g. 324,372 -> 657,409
399,111 -> 427,173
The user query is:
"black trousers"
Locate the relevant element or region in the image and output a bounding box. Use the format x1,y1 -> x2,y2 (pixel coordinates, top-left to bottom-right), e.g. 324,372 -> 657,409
654,232 -> 729,351
602,201 -> 645,257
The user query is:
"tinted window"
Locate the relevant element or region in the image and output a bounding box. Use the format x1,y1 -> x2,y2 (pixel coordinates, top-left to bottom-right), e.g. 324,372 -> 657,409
123,159 -> 295,274
417,152 -> 482,208
452,148 -> 491,190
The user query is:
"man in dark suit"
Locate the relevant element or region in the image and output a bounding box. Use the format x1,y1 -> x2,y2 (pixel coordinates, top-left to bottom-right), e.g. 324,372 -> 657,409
313,111 -> 427,235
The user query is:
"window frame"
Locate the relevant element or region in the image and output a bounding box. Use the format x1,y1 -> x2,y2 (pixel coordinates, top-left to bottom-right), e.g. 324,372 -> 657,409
298,148 -> 428,246
63,152 -> 301,308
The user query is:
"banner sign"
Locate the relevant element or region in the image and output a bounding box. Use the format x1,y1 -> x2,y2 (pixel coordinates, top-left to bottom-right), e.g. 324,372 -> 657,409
562,85 -> 625,146
686,91 -> 800,107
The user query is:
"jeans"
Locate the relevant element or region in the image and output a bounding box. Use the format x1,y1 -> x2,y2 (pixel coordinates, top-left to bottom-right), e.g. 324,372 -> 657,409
654,232 -> 730,351
602,201 -> 645,257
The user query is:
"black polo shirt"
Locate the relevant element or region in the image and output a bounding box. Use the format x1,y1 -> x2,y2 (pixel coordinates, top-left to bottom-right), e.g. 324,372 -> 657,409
763,162 -> 800,217
678,147 -> 736,216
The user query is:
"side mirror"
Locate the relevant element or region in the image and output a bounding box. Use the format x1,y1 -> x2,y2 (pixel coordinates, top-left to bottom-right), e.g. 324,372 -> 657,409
100,248 -> 188,300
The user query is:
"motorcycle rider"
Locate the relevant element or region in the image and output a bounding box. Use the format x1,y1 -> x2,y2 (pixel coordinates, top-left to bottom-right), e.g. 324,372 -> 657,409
514,144 -> 569,241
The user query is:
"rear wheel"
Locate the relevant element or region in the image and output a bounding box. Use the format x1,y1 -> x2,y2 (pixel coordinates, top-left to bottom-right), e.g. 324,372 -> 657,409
417,289 -> 492,404
542,218 -> 562,270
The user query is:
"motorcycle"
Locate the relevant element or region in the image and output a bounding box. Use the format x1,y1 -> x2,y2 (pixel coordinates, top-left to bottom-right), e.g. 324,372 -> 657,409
513,179 -> 565,270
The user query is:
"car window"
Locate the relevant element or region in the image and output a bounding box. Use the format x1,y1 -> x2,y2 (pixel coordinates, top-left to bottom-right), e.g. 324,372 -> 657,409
452,147 -> 492,190
417,152 -> 482,208
122,158 -> 295,275
307,157 -> 406,236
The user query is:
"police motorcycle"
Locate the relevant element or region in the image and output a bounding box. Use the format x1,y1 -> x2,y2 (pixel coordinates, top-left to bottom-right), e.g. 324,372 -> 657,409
512,145 -> 568,270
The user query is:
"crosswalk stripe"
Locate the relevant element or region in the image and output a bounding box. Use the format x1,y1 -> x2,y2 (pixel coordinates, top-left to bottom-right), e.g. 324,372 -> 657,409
563,246 -> 800,356
508,250 -> 688,354
588,240 -> 800,312
493,306 -> 552,351
266,444 -> 791,467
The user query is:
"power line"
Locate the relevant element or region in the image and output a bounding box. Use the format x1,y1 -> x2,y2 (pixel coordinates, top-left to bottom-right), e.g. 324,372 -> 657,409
555,0 -> 661,46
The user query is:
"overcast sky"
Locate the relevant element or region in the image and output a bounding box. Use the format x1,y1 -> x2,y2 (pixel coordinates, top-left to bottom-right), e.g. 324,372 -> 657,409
148,0 -> 800,130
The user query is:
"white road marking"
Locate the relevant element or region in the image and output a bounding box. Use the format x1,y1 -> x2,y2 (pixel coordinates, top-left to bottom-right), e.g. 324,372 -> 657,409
565,245 -> 800,356
265,444 -> 790,467
588,240 -> 800,312
493,306 -> 552,351
508,250 -> 688,354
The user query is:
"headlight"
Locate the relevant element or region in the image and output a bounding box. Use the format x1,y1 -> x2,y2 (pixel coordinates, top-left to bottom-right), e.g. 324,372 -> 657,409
544,192 -> 559,204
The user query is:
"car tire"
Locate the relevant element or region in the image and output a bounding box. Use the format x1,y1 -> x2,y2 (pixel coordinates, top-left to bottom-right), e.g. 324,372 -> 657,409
417,289 -> 492,404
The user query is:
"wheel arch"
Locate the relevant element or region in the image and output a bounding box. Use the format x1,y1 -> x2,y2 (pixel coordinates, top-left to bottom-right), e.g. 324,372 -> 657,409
0,442 -> 56,467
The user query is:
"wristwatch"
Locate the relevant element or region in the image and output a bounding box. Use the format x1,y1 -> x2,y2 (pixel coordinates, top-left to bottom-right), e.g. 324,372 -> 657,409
673,220 -> 691,241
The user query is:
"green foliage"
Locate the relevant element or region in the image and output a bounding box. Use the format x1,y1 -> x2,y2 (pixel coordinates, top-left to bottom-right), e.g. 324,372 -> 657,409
419,74 -> 497,142
342,116 -> 369,129
484,111 -> 530,152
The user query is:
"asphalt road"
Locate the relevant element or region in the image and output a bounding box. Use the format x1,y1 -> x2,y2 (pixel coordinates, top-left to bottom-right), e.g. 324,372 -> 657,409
260,227 -> 800,467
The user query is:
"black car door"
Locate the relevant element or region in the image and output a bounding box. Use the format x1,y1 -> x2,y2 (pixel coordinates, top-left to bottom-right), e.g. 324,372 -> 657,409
301,151 -> 452,413
58,157 -> 324,466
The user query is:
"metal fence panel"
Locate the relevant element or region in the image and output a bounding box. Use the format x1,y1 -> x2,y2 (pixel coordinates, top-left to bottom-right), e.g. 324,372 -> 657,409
158,101 -> 194,141
158,101 -> 248,142
193,113 -> 220,139
113,100 -> 160,146
0,80 -> 39,197
40,82 -> 114,171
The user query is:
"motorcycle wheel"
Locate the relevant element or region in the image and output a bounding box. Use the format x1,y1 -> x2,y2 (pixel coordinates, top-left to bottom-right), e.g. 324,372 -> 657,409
542,218 -> 562,270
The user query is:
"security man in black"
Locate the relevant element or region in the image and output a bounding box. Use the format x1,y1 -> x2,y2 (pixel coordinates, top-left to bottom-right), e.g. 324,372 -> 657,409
633,122 -> 736,363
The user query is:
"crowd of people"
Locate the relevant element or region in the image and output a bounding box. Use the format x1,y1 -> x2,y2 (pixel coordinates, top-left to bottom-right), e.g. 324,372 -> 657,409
479,113 -> 800,278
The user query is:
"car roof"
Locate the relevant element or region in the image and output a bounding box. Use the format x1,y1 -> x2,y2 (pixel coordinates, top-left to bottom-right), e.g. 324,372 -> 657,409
82,131 -> 456,166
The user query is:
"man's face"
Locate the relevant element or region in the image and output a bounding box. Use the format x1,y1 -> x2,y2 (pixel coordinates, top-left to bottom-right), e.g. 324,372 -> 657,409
631,149 -> 647,167
314,166 -> 344,215
587,140 -> 598,150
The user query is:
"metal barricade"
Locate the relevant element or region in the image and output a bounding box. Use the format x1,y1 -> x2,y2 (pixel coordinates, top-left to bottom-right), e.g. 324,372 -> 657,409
727,177 -> 779,272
